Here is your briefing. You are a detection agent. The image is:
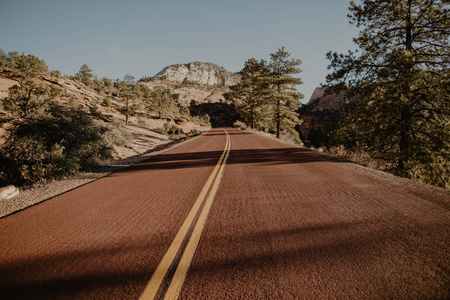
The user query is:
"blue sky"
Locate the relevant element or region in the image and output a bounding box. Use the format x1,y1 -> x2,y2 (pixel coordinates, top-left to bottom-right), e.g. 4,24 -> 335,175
0,0 -> 359,103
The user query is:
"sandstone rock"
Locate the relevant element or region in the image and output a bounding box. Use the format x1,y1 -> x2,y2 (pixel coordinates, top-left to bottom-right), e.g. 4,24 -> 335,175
0,185 -> 19,200
154,62 -> 241,87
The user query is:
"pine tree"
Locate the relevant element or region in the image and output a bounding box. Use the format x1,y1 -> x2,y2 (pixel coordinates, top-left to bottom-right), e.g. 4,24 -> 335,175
149,86 -> 176,119
76,64 -> 93,86
0,51 -> 48,78
3,79 -> 62,118
268,47 -> 303,138
327,0 -> 449,187
225,58 -> 271,129
118,74 -> 139,125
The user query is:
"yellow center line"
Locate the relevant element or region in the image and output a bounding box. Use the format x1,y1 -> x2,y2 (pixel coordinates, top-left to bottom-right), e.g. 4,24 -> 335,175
163,129 -> 230,300
139,129 -> 231,300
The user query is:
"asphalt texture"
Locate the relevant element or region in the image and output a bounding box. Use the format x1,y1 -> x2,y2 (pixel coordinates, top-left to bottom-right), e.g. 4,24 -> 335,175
0,128 -> 449,299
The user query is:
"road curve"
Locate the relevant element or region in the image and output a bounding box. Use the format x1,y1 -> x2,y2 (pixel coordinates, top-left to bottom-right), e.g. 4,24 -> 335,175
0,128 -> 449,299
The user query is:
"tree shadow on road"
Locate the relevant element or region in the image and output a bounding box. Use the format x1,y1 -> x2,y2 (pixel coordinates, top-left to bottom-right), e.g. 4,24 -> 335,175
110,147 -> 338,175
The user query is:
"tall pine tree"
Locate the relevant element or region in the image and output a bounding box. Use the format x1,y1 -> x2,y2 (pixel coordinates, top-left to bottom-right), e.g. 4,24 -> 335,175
268,47 -> 303,138
225,58 -> 271,129
327,0 -> 449,187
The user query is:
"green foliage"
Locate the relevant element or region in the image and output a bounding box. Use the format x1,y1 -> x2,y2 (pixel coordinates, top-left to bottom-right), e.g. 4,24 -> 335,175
0,50 -> 48,78
191,114 -> 211,127
76,64 -> 93,86
233,120 -> 248,130
100,119 -> 132,148
225,48 -> 303,137
148,85 -> 178,119
268,47 -> 304,138
118,74 -> 140,125
225,58 -> 272,129
327,0 -> 449,187
0,104 -> 114,186
102,97 -> 112,107
138,76 -> 153,82
188,129 -> 200,136
48,70 -> 61,78
3,79 -> 63,118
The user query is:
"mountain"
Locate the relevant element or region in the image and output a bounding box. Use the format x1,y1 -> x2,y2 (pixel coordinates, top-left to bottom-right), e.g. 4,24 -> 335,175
139,62 -> 241,107
306,87 -> 347,112
298,86 -> 348,147
153,62 -> 241,87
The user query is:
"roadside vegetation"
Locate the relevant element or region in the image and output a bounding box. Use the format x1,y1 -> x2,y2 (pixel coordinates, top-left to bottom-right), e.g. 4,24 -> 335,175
0,50 -> 209,187
225,47 -> 303,143
325,0 -> 449,188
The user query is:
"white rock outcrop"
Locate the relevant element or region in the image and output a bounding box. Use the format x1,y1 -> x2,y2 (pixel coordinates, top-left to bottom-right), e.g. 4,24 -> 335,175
154,62 -> 241,87
0,185 -> 19,200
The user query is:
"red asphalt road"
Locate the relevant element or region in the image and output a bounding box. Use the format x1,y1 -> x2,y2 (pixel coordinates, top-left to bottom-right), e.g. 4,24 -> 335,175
0,128 -> 449,299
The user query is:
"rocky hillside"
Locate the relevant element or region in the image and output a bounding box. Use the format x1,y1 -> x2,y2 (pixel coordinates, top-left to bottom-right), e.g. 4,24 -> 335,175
298,86 -> 348,146
154,62 -> 241,87
140,62 -> 241,107
0,74 -> 208,160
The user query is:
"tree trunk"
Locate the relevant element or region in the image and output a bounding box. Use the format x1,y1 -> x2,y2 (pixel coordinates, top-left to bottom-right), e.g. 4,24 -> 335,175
125,97 -> 129,125
398,0 -> 413,173
276,99 -> 281,138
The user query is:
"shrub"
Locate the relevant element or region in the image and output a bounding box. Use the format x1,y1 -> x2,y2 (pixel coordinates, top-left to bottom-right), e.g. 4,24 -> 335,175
164,122 -> 182,136
188,129 -> 200,136
95,119 -> 131,148
0,104 -> 115,186
233,120 -> 247,130
279,129 -> 303,146
191,114 -> 211,127
102,97 -> 112,107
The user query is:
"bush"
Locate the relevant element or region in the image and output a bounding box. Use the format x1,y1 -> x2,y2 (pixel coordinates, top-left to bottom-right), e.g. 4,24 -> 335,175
279,129 -> 303,146
102,97 -> 112,107
233,120 -> 247,130
188,129 -> 200,136
0,104 -> 115,186
95,119 -> 131,148
191,114 -> 211,127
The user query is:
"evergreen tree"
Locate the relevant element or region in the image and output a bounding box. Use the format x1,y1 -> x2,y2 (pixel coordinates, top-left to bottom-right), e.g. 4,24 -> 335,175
225,58 -> 271,129
149,86 -> 177,119
327,0 -> 449,186
268,47 -> 303,138
0,51 -> 47,78
3,79 -> 62,118
76,64 -> 94,86
14,53 -> 48,78
118,74 -> 139,125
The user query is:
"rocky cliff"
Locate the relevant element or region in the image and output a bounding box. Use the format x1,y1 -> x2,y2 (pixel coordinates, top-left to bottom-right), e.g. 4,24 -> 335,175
154,62 -> 241,87
299,86 -> 348,146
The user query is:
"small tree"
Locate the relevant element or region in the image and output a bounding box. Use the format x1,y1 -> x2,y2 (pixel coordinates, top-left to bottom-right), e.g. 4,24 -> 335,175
149,85 -> 177,119
3,79 -> 62,118
268,47 -> 303,138
0,50 -> 48,78
118,74 -> 139,125
76,64 -> 94,86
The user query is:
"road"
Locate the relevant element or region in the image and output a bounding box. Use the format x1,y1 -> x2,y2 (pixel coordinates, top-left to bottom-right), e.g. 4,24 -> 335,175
0,128 -> 449,299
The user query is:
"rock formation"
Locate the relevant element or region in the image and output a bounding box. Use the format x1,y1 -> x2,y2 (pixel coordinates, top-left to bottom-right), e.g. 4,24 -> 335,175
299,86 -> 349,146
154,62 -> 241,87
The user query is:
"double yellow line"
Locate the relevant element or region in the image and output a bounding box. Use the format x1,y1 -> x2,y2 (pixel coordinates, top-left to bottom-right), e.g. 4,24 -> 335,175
140,129 -> 231,300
